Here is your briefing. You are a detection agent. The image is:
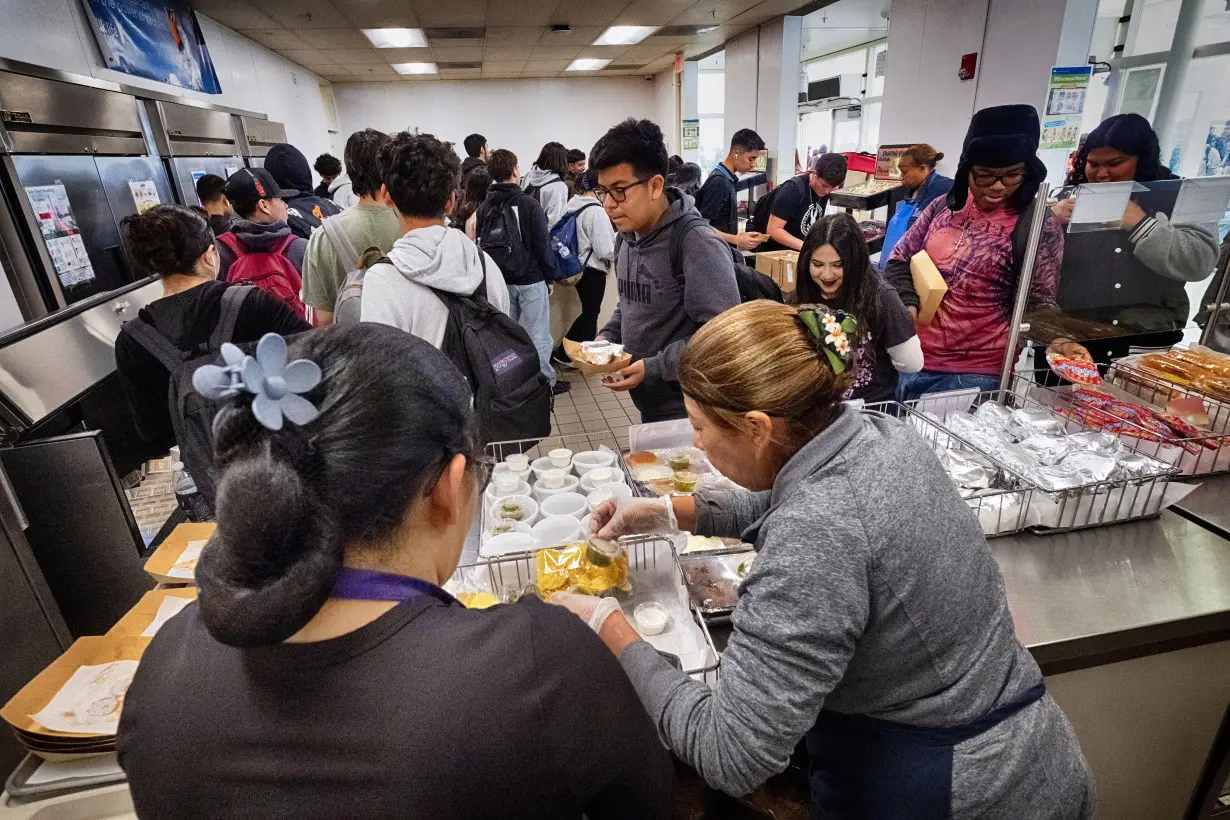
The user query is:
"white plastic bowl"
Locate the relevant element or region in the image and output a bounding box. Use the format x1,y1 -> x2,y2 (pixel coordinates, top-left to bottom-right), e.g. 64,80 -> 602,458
485,479 -> 532,504
587,487 -> 616,512
530,456 -> 559,479
531,515 -> 582,548
579,513 -> 594,537
539,491 -> 588,520
532,474 -> 580,501
572,450 -> 617,476
599,482 -> 633,500
480,521 -> 533,544
481,531 -> 536,558
580,468 -> 626,493
488,494 -> 538,526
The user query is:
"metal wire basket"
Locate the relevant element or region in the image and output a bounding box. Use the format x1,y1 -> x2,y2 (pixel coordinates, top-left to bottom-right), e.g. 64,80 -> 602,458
911,382 -> 1179,534
450,536 -> 720,682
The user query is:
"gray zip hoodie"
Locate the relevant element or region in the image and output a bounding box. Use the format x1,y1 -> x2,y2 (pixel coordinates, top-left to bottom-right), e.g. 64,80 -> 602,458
564,194 -> 616,273
598,189 -> 739,387
619,406 -> 1094,815
522,166 -> 569,228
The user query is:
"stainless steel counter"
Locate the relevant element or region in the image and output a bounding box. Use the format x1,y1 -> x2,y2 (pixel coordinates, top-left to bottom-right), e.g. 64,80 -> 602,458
991,511 -> 1230,674
1173,474 -> 1230,539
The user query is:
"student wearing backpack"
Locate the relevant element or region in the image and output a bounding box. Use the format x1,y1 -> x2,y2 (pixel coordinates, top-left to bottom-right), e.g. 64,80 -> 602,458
114,204 -> 309,460
478,149 -> 567,394
591,118 -> 740,422
695,129 -> 769,252
551,168 -> 616,365
523,142 -> 571,227
217,168 -> 309,318
301,129 -> 402,326
361,132 -> 509,348
264,143 -> 342,239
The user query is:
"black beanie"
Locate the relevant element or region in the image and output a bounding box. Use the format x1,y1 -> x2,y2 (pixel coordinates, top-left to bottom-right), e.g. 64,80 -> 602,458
947,104 -> 1048,211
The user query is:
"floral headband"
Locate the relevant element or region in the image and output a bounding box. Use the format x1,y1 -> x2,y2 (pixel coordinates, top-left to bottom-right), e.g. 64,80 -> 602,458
796,306 -> 857,375
192,333 -> 322,431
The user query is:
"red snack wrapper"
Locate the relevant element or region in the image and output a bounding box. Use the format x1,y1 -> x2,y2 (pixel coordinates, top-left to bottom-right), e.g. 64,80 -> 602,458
1048,355 -> 1103,386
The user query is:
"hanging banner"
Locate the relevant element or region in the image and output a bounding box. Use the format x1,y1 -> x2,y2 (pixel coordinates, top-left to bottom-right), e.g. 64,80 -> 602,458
682,119 -> 700,151
81,0 -> 222,94
1040,65 -> 1092,150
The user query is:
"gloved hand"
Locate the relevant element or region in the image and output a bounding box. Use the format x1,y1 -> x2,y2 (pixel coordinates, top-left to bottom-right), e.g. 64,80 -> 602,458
551,591 -> 624,633
589,496 -> 678,540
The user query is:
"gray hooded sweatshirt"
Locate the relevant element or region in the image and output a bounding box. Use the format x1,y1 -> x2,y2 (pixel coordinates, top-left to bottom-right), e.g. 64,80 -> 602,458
619,406 -> 1095,816
360,224 -> 509,349
598,189 -> 739,387
522,166 -> 569,228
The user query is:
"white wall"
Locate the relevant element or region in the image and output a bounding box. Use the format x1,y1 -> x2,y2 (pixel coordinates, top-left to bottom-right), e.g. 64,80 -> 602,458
654,68 -> 679,155
0,0 -> 333,167
332,79 -> 658,167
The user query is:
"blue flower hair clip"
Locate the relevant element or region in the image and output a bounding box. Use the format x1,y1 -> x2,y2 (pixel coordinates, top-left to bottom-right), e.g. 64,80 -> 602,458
192,333 -> 322,431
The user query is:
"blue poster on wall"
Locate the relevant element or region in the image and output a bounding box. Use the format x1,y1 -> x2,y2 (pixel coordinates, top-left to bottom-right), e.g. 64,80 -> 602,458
81,0 -> 222,94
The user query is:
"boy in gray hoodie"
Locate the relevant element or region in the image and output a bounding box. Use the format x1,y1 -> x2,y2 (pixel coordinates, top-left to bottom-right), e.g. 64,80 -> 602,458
591,119 -> 740,422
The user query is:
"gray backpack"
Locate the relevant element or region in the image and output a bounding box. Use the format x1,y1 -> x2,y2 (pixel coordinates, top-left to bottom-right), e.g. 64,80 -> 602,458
322,216 -> 381,325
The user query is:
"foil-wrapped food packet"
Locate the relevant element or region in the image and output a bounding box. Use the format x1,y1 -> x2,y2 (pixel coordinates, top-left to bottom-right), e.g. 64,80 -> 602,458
1017,433 -> 1075,466
939,449 -> 999,491
1059,451 -> 1120,483
973,401 -> 1013,429
1117,452 -> 1169,479
1065,431 -> 1123,455
1006,407 -> 1068,441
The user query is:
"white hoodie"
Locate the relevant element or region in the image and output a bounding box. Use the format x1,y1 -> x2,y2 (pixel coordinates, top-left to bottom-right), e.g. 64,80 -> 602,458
328,173 -> 360,209
361,224 -> 510,349
522,166 -> 569,228
564,194 -> 616,273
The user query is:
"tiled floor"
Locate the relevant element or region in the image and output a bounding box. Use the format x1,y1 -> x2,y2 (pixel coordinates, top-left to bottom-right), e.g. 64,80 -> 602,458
550,366 -> 642,448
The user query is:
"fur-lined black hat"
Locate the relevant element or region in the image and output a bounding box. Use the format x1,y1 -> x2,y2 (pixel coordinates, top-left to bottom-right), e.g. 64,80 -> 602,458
947,103 -> 1047,212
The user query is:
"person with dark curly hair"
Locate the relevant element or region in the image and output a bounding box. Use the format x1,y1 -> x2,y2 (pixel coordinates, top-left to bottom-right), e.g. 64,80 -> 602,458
113,204 -> 309,456
301,129 -> 403,326
312,152 -> 342,198
755,152 -> 847,252
360,131 -> 508,349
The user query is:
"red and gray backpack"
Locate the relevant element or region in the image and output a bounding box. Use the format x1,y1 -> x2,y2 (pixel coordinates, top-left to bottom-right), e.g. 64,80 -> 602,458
215,232 -> 307,320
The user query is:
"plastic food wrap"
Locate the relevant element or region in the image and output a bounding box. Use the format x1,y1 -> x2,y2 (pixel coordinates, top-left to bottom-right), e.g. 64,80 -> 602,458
680,554 -> 747,615
535,543 -> 630,596
1046,354 -> 1103,386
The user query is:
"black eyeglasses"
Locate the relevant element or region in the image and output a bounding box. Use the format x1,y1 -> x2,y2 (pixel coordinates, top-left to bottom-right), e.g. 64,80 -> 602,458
594,176 -> 653,204
971,170 -> 1026,187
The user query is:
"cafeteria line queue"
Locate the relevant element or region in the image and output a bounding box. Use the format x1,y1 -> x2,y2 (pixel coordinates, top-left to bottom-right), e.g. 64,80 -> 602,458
3,62 -> 1230,820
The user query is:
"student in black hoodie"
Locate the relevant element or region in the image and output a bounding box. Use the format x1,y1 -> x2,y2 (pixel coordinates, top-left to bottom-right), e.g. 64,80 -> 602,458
195,173 -> 234,237
265,143 -> 343,239
461,133 -> 487,186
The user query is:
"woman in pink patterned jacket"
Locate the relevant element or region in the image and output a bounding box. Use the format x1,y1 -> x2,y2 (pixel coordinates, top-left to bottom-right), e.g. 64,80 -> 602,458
885,104 -> 1088,401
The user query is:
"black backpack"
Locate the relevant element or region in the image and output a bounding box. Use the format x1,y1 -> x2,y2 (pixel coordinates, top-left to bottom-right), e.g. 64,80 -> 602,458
748,188 -> 778,234
119,286 -> 255,515
427,256 -> 552,445
477,199 -> 532,281
614,211 -> 783,305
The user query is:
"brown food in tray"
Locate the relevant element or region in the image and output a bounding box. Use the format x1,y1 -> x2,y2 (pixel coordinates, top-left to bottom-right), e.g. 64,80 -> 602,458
626,451 -> 660,469
681,560 -> 741,613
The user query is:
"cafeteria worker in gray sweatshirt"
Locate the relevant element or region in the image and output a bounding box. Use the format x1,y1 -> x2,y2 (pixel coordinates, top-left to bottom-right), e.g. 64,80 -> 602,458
589,118 -> 740,423
563,301 -> 1096,818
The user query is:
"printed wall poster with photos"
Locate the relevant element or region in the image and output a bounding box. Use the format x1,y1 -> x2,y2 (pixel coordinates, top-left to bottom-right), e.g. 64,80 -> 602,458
25,184 -> 95,288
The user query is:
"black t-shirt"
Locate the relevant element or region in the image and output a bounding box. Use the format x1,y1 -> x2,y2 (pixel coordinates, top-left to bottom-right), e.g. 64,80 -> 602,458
118,595 -> 673,820
695,165 -> 738,235
825,279 -> 917,403
114,281 -> 310,457
765,174 -> 829,249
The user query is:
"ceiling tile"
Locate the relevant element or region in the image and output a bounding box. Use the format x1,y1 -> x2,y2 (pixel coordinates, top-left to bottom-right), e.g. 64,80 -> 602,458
486,0 -> 556,27
376,47 -> 434,61
294,28 -> 374,48
484,27 -> 547,46
725,1 -> 781,27
331,0 -> 419,27
483,46 -> 535,60
409,0 -> 487,26
439,69 -> 483,79
549,0 -> 631,26
529,45 -> 583,59
349,63 -> 401,78
313,48 -> 392,65
240,28 -> 317,50
261,0 -> 351,29
482,60 -> 528,71
617,43 -> 676,58
677,0 -> 766,26
426,37 -> 486,48
586,45 -> 632,57
318,67 -> 356,80
534,26 -> 605,46
191,1 -> 282,30
276,50 -> 338,69
432,46 -> 485,61
524,59 -> 572,71
611,0 -> 695,26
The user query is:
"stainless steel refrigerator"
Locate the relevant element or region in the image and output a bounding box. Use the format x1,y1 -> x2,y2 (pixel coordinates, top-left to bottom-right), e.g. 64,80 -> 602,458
0,71 -> 173,313
236,114 -> 287,169
142,99 -> 244,206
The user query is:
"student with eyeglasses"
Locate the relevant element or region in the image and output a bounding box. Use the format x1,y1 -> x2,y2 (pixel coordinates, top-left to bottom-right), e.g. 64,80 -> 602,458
589,118 -> 739,423
884,104 -> 1090,401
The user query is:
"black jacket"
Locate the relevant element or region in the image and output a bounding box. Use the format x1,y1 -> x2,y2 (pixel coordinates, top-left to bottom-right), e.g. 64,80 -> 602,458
477,182 -> 555,286
265,144 -> 342,239
461,156 -> 485,186
694,163 -> 766,235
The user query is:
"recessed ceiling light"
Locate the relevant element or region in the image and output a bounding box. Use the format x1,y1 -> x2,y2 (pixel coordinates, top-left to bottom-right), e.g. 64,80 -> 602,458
392,62 -> 438,75
362,28 -> 428,49
567,58 -> 612,71
698,26 -> 718,34
592,26 -> 658,46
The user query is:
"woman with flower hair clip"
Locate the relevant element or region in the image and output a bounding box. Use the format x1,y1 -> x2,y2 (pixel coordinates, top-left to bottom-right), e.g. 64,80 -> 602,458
794,213 -> 922,402
560,300 -> 1095,818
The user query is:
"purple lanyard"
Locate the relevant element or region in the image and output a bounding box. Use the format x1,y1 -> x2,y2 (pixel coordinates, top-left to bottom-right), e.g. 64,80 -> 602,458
331,568 -> 458,606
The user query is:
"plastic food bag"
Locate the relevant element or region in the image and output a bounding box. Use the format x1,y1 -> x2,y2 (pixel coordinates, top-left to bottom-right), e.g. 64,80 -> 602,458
535,542 -> 631,596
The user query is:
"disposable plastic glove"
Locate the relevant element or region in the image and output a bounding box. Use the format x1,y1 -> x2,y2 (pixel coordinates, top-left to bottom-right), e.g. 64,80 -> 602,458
550,591 -> 624,633
589,496 -> 678,540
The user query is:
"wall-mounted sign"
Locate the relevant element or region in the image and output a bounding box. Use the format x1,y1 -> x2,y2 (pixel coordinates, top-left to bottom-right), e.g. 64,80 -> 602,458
1040,65 -> 1092,151
81,0 -> 222,95
682,119 -> 700,151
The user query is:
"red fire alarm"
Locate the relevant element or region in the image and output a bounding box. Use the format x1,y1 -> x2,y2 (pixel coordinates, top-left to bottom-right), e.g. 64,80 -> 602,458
959,52 -> 978,81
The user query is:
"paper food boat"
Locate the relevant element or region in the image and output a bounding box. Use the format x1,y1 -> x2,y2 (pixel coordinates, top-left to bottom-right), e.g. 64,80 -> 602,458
143,523 -> 216,584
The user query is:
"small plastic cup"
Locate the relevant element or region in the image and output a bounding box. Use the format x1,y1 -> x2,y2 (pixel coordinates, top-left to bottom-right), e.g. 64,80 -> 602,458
673,471 -> 699,493
548,448 -> 573,469
491,469 -> 520,495
634,602 -> 670,635
505,453 -> 529,472
538,468 -> 568,490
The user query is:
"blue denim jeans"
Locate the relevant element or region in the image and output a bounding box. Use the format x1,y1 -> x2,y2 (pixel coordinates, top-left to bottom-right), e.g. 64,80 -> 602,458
507,281 -> 556,384
895,371 -> 1001,403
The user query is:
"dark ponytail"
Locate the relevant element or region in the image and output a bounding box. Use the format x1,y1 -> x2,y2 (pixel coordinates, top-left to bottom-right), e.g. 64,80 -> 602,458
195,324 -> 478,647
121,203 -> 213,278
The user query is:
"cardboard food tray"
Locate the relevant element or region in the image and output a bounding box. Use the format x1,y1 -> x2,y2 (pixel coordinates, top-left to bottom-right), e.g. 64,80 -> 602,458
1,637 -> 148,739
562,338 -> 631,375
143,522 -> 215,585
106,588 -> 198,639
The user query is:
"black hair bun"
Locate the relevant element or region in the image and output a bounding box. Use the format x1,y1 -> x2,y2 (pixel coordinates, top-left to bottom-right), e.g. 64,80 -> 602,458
121,204 -> 212,278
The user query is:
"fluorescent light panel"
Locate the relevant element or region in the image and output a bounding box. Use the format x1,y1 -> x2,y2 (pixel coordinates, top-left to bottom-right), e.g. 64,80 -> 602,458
592,25 -> 658,46
567,58 -> 612,71
362,28 -> 428,48
392,62 -> 438,75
